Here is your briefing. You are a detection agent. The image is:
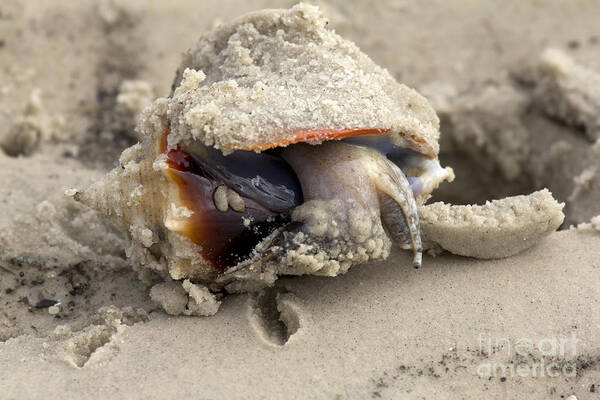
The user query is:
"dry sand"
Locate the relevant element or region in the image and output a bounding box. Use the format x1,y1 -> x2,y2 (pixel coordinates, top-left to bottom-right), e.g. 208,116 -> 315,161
1,0 -> 600,399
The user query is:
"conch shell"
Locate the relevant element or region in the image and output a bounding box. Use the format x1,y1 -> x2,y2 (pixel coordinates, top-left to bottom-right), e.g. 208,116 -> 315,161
74,4 -> 563,315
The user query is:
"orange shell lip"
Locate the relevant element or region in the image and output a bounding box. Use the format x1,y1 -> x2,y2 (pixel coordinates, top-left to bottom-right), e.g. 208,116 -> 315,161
233,128 -> 390,151
229,128 -> 436,159
161,127 -> 436,159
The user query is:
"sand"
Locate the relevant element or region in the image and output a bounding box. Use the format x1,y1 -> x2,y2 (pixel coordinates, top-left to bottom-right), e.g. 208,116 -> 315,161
2,231 -> 600,399
1,0 -> 600,399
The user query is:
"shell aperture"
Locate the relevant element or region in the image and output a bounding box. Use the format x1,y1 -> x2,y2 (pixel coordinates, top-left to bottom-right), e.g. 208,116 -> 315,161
161,129 -> 427,272
161,129 -> 303,271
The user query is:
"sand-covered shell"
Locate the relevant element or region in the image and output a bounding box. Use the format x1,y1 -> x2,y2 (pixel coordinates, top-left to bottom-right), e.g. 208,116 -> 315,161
75,5 -> 454,292
75,4 -> 564,310
166,4 -> 441,159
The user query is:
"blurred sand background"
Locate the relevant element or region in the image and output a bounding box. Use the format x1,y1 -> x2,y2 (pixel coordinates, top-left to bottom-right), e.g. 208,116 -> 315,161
0,1 -> 599,399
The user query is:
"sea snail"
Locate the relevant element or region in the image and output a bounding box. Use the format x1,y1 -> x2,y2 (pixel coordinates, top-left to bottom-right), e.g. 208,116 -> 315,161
78,4 -> 503,296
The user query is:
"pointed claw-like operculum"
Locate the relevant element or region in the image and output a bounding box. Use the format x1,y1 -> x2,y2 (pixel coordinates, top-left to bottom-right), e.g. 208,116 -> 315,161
372,156 -> 424,269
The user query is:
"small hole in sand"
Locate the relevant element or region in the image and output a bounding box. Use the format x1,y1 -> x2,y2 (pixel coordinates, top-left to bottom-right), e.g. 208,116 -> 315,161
247,287 -> 301,346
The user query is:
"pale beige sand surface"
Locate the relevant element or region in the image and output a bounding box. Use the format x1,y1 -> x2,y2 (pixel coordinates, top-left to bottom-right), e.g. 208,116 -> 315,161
1,1 -> 600,399
1,230 -> 599,399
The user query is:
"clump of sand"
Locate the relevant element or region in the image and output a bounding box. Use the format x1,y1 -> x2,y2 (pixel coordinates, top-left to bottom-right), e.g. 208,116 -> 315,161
115,80 -> 155,141
150,279 -> 221,316
0,89 -> 66,156
575,214 -> 600,233
420,189 -> 564,258
535,48 -> 600,140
